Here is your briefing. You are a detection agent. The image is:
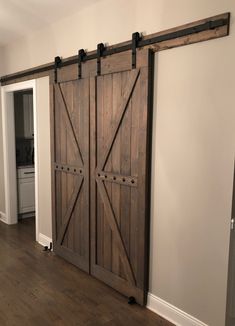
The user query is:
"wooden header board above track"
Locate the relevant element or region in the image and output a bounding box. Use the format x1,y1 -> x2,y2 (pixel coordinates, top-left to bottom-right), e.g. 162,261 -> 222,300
0,12 -> 230,84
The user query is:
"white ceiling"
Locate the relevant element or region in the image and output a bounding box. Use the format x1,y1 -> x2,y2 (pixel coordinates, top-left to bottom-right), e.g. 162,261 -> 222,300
0,0 -> 99,46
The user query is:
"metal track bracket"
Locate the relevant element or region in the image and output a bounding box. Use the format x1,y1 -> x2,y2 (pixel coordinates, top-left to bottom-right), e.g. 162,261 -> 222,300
132,32 -> 141,69
78,49 -> 86,79
97,43 -> 105,76
54,56 -> 62,83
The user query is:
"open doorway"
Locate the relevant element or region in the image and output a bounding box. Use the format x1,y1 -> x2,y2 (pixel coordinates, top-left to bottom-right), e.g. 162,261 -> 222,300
1,77 -> 52,247
1,80 -> 39,241
14,89 -> 35,229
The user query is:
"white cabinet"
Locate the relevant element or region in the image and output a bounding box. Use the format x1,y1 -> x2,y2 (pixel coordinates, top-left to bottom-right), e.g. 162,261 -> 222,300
17,167 -> 35,214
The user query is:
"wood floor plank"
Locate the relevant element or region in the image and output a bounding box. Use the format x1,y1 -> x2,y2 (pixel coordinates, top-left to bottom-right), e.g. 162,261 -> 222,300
0,218 -> 174,326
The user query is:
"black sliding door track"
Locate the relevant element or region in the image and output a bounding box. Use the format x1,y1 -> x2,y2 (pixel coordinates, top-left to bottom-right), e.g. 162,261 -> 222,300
0,15 -> 229,83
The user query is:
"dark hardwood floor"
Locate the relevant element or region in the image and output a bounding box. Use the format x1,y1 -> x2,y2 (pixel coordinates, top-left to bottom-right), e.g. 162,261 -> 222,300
0,218 -> 174,326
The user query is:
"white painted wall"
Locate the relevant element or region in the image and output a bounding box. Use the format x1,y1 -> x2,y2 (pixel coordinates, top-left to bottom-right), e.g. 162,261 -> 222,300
150,37 -> 235,326
0,1 -> 234,325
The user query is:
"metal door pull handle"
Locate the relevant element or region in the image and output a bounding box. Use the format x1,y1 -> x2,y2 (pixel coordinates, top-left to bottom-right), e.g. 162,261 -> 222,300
231,218 -> 234,230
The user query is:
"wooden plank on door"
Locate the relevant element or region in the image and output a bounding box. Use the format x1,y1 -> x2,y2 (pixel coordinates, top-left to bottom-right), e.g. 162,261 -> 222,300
90,49 -> 153,305
52,79 -> 89,273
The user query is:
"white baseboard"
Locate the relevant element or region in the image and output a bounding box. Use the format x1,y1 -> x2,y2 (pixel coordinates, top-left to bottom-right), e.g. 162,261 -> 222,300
0,211 -> 7,223
147,293 -> 208,326
38,233 -> 52,248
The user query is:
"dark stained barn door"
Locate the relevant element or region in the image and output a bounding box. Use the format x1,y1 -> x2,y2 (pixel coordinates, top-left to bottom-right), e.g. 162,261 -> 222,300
53,79 -> 90,273
90,50 -> 153,305
52,48 -> 153,305
226,165 -> 235,326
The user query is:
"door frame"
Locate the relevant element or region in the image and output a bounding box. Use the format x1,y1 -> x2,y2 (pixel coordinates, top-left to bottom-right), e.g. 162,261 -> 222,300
1,80 -> 39,241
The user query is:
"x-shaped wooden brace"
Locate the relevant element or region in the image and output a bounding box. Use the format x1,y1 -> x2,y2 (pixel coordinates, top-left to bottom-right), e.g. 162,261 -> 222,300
96,69 -> 140,285
55,83 -> 84,246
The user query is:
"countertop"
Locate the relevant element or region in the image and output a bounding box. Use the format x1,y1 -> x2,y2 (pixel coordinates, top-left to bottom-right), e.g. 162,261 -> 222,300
17,165 -> 34,169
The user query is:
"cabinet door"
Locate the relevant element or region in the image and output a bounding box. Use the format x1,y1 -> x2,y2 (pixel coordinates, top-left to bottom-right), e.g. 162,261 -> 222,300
23,95 -> 30,138
23,94 -> 34,138
14,93 -> 24,138
18,178 -> 35,214
28,93 -> 34,137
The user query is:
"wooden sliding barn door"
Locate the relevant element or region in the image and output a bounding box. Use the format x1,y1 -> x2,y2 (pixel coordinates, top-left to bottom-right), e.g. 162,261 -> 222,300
90,49 -> 153,305
52,48 -> 153,305
52,79 -> 90,273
